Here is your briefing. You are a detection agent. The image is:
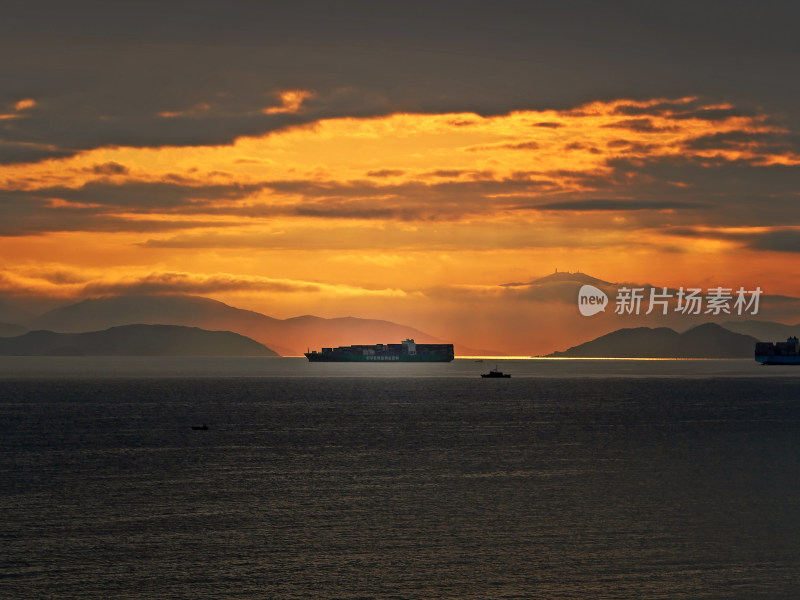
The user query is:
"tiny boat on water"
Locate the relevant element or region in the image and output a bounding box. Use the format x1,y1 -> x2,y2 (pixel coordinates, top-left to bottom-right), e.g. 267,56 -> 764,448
481,366 -> 511,378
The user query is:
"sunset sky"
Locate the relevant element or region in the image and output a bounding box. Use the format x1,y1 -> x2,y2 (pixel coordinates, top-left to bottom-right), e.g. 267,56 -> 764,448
1,1 -> 799,354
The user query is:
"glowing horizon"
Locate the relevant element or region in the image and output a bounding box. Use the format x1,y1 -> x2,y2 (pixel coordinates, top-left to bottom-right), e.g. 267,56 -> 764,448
1,92 -> 799,354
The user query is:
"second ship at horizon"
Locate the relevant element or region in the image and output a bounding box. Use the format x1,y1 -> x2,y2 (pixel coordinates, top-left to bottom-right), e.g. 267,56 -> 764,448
305,338 -> 454,362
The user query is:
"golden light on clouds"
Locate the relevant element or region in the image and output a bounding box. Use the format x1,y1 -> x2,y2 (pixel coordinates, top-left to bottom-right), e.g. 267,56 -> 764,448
1,96 -> 799,346
1,97 -> 794,197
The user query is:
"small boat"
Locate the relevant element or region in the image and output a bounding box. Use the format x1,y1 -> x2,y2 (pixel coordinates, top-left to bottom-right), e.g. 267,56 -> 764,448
191,424 -> 209,430
481,366 -> 511,378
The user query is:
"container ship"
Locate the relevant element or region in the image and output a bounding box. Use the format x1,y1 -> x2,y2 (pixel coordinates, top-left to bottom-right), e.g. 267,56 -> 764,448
305,338 -> 454,362
755,336 -> 800,365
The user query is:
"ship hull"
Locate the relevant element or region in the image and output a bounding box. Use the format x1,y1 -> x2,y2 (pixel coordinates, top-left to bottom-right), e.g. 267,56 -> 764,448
305,354 -> 453,362
305,339 -> 454,362
755,355 -> 800,365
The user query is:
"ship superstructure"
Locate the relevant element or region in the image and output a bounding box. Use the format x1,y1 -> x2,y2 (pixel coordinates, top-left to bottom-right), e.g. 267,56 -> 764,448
305,338 -> 454,362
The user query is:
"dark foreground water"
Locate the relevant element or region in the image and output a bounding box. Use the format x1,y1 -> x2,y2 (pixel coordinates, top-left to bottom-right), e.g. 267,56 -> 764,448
2,360 -> 800,598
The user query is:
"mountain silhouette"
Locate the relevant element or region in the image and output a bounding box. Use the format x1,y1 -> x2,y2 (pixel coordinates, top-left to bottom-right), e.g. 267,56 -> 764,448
547,323 -> 758,358
0,324 -> 277,356
498,270 -> 618,305
25,294 -> 490,356
521,270 -> 614,287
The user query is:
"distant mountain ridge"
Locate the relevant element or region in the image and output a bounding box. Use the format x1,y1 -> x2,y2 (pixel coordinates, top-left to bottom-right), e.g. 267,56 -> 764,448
20,294 -> 492,356
503,270 -> 614,288
0,324 -> 277,356
2,276 -> 796,357
547,323 -> 759,358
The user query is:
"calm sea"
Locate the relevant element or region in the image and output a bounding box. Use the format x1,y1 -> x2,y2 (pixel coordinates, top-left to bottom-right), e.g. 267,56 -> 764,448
2,358 -> 799,598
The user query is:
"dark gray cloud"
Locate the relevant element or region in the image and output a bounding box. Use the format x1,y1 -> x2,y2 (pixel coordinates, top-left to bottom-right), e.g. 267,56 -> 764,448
605,139 -> 658,154
1,0 -> 798,164
602,157 -> 800,226
424,170 -> 469,178
536,199 -> 712,212
563,142 -> 602,155
682,131 -> 798,152
613,100 -> 705,117
501,141 -> 540,150
748,230 -> 800,253
0,189 -> 236,235
293,204 -> 402,220
34,181 -> 267,210
666,226 -> 800,254
264,176 -> 554,200
613,100 -> 771,123
670,107 -> 759,122
604,118 -> 677,133
3,177 -> 552,231
366,169 -> 406,177
89,162 -> 130,175
0,141 -> 75,164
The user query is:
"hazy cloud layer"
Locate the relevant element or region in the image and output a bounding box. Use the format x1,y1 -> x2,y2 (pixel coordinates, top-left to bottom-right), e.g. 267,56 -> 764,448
0,266 -> 408,300
82,272 -> 325,296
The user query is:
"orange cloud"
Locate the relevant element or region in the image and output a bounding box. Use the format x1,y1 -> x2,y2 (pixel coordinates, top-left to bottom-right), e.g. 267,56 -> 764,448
14,98 -> 36,111
262,89 -> 315,115
1,98 -> 37,120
